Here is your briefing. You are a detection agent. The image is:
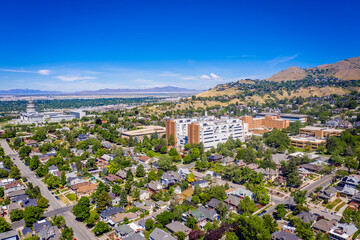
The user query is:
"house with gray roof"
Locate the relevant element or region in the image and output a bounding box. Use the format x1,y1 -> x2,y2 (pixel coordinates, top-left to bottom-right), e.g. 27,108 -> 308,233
0,230 -> 20,240
123,233 -> 146,240
115,224 -> 135,238
312,219 -> 337,234
34,219 -> 51,233
295,211 -> 317,224
150,228 -> 176,240
318,186 -> 337,201
329,223 -> 358,240
38,225 -> 59,240
165,221 -> 191,235
272,230 -> 300,240
100,207 -> 125,222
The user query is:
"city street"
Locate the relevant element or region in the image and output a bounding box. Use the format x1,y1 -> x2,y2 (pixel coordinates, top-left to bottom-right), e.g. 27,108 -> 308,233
0,139 -> 98,240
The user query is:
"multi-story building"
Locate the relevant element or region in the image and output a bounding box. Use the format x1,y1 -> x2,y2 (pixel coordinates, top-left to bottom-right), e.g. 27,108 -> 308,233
240,115 -> 290,130
166,116 -> 248,149
299,126 -> 344,138
255,113 -> 308,123
290,136 -> 326,150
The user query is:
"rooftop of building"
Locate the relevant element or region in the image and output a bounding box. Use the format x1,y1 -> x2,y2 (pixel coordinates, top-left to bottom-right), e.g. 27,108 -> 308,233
121,126 -> 165,136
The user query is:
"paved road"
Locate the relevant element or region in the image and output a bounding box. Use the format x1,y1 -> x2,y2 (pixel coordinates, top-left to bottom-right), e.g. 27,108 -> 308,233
11,205 -> 75,229
1,140 -> 97,240
265,173 -> 336,215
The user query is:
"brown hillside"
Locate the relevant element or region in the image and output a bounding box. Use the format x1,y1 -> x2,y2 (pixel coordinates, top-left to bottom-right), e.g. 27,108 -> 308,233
265,66 -> 307,82
265,56 -> 360,82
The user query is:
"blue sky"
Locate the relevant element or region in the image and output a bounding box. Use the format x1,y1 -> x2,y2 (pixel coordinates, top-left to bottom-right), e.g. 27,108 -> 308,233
0,0 -> 359,91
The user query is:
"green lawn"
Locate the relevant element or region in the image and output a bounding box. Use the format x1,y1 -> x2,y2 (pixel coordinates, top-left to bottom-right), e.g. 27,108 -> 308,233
65,193 -> 77,201
327,198 -> 342,209
335,202 -> 347,212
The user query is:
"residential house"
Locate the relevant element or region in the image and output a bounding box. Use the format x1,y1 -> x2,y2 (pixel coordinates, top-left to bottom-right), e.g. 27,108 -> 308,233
255,168 -> 278,181
161,171 -> 182,187
329,223 -> 358,240
165,221 -> 191,235
146,181 -> 163,193
116,170 -> 127,179
178,168 -> 190,178
123,233 -> 146,240
191,180 -> 208,189
100,207 -> 125,222
0,178 -> 15,187
23,199 -> 38,207
105,174 -> 121,183
115,224 -> 135,238
222,156 -> 234,166
139,156 -> 151,164
182,206 -> 219,229
318,187 -> 337,202
295,211 -> 317,224
272,230 -> 300,240
224,195 -> 241,212
208,155 -> 223,162
77,134 -> 90,141
22,227 -> 33,239
11,194 -> 29,203
0,230 -> 20,240
76,183 -> 97,197
228,188 -> 254,200
6,189 -> 26,199
149,228 -> 176,240
110,212 -> 139,226
7,202 -> 22,213
48,165 -> 59,175
312,219 -> 337,234
139,190 -> 150,200
38,225 -> 59,240
4,181 -> 25,194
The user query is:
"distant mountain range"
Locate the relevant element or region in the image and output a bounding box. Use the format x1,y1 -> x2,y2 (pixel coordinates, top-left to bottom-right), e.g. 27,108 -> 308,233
0,89 -> 62,95
75,86 -> 201,94
0,86 -> 201,95
265,56 -> 360,82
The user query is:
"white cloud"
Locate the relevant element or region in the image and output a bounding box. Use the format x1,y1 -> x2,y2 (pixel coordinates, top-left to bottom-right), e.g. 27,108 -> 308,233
200,75 -> 211,80
55,75 -> 97,82
0,68 -> 51,75
37,70 -> 51,75
210,73 -> 221,80
268,53 -> 300,65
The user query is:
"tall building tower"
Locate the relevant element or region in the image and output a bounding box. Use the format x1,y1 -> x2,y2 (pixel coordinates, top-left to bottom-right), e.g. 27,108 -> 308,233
26,100 -> 36,113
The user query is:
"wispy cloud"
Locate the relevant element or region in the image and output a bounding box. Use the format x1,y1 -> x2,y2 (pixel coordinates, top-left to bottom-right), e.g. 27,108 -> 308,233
268,53 -> 300,65
200,73 -> 222,81
55,75 -> 97,82
0,68 -> 51,75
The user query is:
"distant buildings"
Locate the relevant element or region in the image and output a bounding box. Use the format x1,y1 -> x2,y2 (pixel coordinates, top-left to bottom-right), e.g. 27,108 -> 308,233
299,126 -> 344,138
121,126 -> 166,141
255,113 -> 308,123
166,116 -> 248,149
239,115 -> 290,133
19,100 -> 86,124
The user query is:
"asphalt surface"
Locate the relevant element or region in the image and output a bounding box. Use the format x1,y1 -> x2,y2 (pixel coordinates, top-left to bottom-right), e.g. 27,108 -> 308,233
265,172 -> 336,215
1,139 -> 97,240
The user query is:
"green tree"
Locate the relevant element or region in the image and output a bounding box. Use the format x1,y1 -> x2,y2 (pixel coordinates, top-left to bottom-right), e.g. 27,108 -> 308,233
60,226 -> 74,240
291,190 -> 307,205
60,171 -> 66,186
295,221 -> 314,240
23,206 -> 44,227
9,167 -> 21,179
275,204 -> 287,219
168,134 -> 176,146
86,211 -> 100,227
238,196 -> 257,214
10,209 -> 23,222
0,217 -> 11,233
136,164 -> 146,177
262,214 -> 278,234
145,219 -> 154,230
37,197 -> 49,209
46,176 -> 60,189
185,216 -> 197,229
92,221 -> 110,236
225,232 -> 238,240
120,189 -> 128,207
236,214 -> 272,240
112,184 -> 122,196
96,191 -> 111,213
73,197 -> 90,221
155,211 -> 174,226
